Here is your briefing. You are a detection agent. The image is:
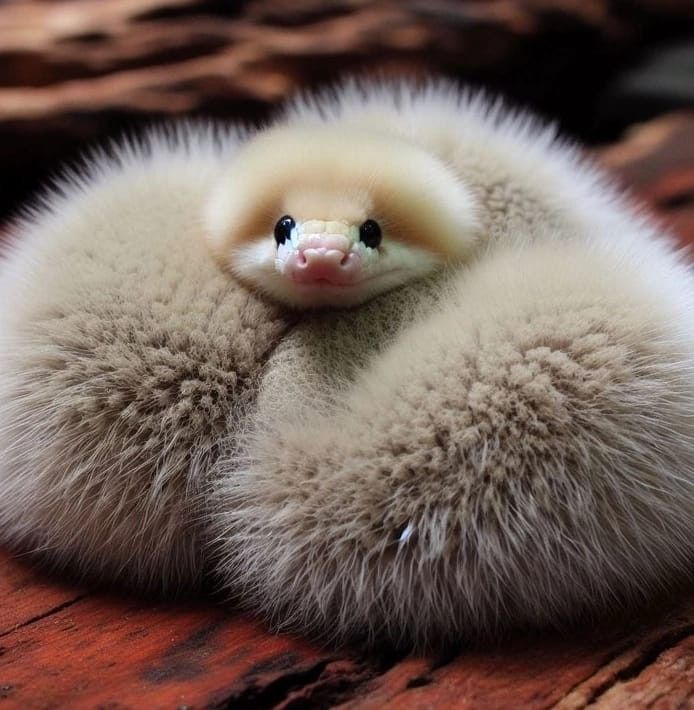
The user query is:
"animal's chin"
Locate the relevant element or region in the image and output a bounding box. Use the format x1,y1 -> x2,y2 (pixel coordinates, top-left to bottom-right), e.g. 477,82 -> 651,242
259,267 -> 409,308
275,268 -> 410,307
291,277 -> 361,289
286,278 -> 374,307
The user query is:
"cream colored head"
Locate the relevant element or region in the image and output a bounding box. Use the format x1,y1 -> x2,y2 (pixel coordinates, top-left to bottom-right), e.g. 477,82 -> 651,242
204,125 -> 479,308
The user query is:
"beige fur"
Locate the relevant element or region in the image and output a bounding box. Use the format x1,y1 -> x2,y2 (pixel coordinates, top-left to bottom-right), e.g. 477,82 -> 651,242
0,82 -> 693,647
223,244 -> 694,646
204,125 -> 479,308
0,127 -> 294,591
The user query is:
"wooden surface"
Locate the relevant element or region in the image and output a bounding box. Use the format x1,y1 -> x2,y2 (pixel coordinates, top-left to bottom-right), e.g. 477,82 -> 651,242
0,113 -> 693,708
0,548 -> 692,708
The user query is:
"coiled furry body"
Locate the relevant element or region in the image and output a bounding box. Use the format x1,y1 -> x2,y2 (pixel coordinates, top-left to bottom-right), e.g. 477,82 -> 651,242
0,81 -> 693,647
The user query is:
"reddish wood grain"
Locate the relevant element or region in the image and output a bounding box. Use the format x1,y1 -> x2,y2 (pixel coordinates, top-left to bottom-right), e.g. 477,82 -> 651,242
2,535 -> 691,710
593,635 -> 694,708
0,582 -> 345,708
556,605 -> 694,709
2,538 -> 689,709
337,656 -> 433,709
0,0 -> 624,123
598,112 -> 694,248
0,550 -> 85,638
342,611 -> 694,710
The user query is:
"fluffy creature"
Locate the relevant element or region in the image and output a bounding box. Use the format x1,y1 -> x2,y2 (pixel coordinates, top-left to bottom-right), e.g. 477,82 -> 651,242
0,80 -> 693,649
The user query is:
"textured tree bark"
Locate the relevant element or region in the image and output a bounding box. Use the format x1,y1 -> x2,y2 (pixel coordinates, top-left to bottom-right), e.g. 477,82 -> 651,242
599,112 -> 694,248
2,0 -> 694,221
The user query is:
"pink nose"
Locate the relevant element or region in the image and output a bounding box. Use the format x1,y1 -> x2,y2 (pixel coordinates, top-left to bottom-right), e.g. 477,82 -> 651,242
285,247 -> 362,285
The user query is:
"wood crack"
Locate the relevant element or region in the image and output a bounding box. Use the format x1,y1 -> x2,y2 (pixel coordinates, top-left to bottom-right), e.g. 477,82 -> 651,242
276,657 -> 399,709
208,651 -> 407,709
209,659 -> 331,709
0,593 -> 89,639
585,625 -> 694,706
550,641 -> 638,705
555,623 -> 694,708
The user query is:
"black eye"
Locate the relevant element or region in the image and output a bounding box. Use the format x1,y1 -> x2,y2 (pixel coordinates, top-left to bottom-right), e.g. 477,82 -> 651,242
359,219 -> 382,248
274,215 -> 295,245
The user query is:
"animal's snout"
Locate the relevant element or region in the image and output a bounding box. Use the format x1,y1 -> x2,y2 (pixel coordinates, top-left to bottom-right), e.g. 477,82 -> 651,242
285,235 -> 362,285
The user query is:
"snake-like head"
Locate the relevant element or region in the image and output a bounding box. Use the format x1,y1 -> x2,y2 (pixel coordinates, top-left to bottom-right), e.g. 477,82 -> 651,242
204,125 -> 479,308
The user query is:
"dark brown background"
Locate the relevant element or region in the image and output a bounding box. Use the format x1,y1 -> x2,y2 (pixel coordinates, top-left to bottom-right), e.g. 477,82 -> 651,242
2,0 -> 694,223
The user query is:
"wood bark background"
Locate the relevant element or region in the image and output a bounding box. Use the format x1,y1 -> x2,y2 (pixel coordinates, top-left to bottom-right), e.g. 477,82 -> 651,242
0,1 -> 693,707
1,0 -> 694,222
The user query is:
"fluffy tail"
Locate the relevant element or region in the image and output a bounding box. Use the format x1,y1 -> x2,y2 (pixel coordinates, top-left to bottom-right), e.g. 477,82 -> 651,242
211,240 -> 694,648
